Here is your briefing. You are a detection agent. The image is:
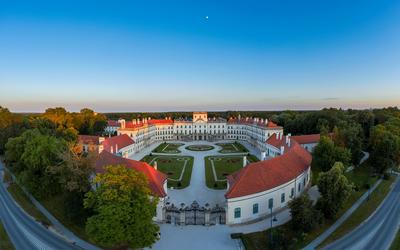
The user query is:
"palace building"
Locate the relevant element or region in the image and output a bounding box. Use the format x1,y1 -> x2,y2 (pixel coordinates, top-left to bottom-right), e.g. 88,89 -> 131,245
111,112 -> 284,156
79,112 -> 321,225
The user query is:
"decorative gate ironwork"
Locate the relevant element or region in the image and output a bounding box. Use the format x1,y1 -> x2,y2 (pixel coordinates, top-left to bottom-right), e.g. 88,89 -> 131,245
165,201 -> 225,226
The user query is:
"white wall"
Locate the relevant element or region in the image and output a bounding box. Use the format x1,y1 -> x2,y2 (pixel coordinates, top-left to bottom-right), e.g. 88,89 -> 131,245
226,167 -> 311,225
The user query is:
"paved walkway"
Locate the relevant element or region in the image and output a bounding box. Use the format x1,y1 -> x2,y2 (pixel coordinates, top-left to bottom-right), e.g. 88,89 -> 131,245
303,178 -> 383,250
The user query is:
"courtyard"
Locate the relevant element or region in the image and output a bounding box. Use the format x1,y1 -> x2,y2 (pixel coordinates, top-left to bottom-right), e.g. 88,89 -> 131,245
205,155 -> 258,189
141,155 -> 194,188
133,140 -> 262,207
152,142 -> 184,154
216,142 -> 249,154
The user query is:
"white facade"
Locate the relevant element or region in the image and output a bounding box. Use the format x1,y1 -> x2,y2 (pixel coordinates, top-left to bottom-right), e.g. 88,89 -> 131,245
111,112 -> 284,154
226,167 -> 311,225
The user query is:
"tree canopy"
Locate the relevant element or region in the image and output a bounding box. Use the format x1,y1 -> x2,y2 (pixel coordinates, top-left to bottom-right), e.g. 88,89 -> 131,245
84,165 -> 160,249
317,162 -> 354,218
312,136 -> 351,172
289,194 -> 322,233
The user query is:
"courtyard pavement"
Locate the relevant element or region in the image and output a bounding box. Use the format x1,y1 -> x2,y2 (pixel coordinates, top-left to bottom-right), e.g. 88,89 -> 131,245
131,140 -> 301,250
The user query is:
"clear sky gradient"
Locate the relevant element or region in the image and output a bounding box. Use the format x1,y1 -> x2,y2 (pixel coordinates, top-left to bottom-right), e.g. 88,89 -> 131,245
1,0 -> 400,112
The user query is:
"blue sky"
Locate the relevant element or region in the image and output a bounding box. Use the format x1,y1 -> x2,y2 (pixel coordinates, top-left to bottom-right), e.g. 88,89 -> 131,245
1,0 -> 400,112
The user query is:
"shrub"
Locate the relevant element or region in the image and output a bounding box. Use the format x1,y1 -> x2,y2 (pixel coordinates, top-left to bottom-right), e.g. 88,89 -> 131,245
383,173 -> 391,180
177,182 -> 182,187
214,183 -> 218,188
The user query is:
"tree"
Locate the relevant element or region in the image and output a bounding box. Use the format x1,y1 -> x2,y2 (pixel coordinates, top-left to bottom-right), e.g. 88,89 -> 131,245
0,106 -> 25,154
369,123 -> 400,173
5,129 -> 67,198
332,122 -> 364,165
317,162 -> 353,218
289,194 -> 322,233
312,136 -> 351,171
84,165 -> 159,249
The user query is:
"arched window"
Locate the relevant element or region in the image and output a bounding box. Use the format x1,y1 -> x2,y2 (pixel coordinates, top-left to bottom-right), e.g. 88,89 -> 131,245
234,208 -> 241,218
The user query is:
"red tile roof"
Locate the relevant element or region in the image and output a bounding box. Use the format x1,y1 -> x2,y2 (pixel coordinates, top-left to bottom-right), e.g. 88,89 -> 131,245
147,119 -> 174,125
225,141 -> 311,199
124,121 -> 145,129
227,117 -> 282,129
78,135 -> 101,145
95,151 -> 167,197
102,134 -> 134,153
107,120 -> 120,127
267,121 -> 278,127
291,134 -> 320,145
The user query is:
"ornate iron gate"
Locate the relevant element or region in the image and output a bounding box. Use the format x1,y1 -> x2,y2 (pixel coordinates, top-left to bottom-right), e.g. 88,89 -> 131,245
165,201 -> 225,226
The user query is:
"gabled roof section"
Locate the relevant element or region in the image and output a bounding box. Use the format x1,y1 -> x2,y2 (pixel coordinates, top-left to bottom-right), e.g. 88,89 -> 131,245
102,134 -> 134,152
225,142 -> 311,199
95,151 -> 167,197
291,134 -> 321,145
78,135 -> 101,145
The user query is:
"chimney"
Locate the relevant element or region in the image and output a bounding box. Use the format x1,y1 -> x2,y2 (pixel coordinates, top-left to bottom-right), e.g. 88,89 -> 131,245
243,156 -> 247,167
111,146 -> 114,154
265,119 -> 268,124
276,133 -> 279,140
115,144 -> 118,153
133,119 -> 136,125
288,138 -> 291,148
285,135 -> 289,144
280,133 -> 283,140
148,117 -> 151,121
137,118 -> 140,124
261,151 -> 266,161
280,146 -> 285,155
99,137 -> 105,144
154,161 -> 158,170
119,119 -> 126,129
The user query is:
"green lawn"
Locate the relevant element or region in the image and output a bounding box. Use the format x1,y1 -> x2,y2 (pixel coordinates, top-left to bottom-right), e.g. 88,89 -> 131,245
7,183 -> 51,225
216,142 -> 249,153
319,176 -> 395,248
141,155 -> 193,188
185,145 -> 214,151
152,142 -> 183,154
205,155 -> 258,189
240,162 -> 379,249
390,230 -> 400,250
0,221 -> 14,250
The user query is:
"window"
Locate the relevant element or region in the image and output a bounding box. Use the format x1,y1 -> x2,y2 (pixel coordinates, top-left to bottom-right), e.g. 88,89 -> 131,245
253,204 -> 259,214
298,183 -> 301,192
303,177 -> 306,186
281,193 -> 285,203
234,208 -> 241,218
291,188 -> 294,198
268,198 -> 274,209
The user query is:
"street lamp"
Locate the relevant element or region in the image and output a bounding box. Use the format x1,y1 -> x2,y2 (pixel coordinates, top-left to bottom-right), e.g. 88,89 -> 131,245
269,211 -> 278,249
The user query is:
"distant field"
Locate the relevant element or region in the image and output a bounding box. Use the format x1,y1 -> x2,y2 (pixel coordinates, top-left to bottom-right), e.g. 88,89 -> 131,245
141,155 -> 193,189
152,142 -> 184,154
